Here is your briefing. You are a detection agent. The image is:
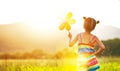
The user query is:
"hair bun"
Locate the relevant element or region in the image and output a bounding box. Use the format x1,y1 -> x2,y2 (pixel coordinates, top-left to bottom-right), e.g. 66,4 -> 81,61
83,16 -> 87,20
96,21 -> 100,24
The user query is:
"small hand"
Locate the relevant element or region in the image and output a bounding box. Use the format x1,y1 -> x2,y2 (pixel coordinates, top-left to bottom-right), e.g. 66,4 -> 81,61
68,31 -> 72,39
94,52 -> 99,57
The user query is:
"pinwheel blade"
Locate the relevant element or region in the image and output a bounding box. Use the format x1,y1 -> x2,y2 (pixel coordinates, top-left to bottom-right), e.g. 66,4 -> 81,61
66,12 -> 73,19
69,19 -> 76,24
65,23 -> 71,31
59,23 -> 66,30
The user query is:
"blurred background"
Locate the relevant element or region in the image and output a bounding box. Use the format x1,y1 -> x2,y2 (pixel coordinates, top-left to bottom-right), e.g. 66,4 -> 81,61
0,0 -> 120,59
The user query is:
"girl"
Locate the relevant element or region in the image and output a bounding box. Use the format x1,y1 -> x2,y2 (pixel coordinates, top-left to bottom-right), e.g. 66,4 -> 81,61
68,17 -> 105,71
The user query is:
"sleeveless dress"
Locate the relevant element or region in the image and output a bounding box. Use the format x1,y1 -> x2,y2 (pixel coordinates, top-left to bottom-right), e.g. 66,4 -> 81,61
77,33 -> 100,71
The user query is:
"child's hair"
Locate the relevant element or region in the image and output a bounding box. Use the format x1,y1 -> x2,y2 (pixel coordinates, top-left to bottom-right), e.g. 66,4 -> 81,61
83,17 -> 99,32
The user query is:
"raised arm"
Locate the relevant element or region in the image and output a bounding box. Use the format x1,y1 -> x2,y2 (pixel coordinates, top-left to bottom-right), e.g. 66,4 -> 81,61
94,36 -> 105,56
68,32 -> 78,47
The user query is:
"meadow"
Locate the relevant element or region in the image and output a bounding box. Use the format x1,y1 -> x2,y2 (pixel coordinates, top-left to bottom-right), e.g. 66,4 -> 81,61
0,57 -> 120,71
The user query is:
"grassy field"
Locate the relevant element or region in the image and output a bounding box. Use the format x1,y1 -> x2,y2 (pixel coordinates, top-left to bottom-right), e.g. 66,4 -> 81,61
0,57 -> 120,71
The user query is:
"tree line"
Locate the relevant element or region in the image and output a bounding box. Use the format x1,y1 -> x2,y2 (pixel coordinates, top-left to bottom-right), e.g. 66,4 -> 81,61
0,38 -> 120,59
102,38 -> 120,56
0,49 -> 54,59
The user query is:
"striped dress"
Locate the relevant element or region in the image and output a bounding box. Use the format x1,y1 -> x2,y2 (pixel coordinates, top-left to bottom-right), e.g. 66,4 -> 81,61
77,34 -> 100,71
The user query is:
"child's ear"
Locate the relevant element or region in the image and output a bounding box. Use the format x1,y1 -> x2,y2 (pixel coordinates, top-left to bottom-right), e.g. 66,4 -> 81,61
83,16 -> 87,20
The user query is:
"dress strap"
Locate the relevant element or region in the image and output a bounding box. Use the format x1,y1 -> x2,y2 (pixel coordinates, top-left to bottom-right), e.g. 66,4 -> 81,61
78,33 -> 95,46
79,33 -> 82,43
89,35 -> 95,44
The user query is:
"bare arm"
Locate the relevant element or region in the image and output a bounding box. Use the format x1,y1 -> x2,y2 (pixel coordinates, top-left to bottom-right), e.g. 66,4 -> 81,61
68,32 -> 78,47
94,36 -> 105,56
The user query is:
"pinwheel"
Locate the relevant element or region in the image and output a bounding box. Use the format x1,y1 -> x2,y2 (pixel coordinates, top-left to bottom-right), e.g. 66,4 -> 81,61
59,12 -> 76,31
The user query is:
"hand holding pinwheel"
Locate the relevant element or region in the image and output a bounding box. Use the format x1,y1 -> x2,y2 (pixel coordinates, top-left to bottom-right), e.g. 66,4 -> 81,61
68,31 -> 72,40
59,12 -> 76,31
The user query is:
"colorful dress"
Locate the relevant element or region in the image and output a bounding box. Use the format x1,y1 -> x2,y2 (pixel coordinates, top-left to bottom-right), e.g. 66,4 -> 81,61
77,34 -> 100,71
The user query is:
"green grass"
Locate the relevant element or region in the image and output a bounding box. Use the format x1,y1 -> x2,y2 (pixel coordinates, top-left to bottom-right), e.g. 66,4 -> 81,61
0,57 -> 120,71
98,57 -> 120,71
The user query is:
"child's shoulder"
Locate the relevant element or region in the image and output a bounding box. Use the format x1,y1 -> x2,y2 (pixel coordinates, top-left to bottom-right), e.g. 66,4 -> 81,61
76,32 -> 98,38
91,34 -> 96,37
77,32 -> 95,36
90,34 -> 100,41
76,32 -> 82,37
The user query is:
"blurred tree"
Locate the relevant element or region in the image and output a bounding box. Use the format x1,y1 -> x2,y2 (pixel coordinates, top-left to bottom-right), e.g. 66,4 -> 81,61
102,38 -> 120,56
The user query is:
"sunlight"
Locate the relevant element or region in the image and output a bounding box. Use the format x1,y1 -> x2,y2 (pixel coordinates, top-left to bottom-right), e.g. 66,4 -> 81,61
77,55 -> 88,71
24,21 -> 58,35
25,24 -> 43,33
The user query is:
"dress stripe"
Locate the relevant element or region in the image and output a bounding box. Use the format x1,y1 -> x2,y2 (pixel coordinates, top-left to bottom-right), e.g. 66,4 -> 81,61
77,45 -> 100,71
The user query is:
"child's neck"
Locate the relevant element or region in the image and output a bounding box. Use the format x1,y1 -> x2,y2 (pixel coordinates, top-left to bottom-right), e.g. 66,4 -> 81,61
84,31 -> 91,34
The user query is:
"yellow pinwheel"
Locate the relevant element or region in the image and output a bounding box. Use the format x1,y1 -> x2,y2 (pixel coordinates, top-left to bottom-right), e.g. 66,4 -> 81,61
59,12 -> 76,31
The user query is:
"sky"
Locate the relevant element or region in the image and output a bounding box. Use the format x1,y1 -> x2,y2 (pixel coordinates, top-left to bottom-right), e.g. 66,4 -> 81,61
0,0 -> 120,29
0,0 -> 120,53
